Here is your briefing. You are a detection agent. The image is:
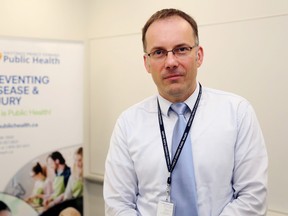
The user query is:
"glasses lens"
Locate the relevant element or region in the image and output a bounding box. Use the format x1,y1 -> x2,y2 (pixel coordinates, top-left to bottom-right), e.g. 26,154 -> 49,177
150,49 -> 167,59
173,47 -> 192,56
147,45 -> 196,61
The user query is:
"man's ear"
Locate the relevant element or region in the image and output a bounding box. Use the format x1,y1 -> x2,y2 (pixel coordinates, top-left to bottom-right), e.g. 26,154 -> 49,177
196,46 -> 204,67
143,54 -> 151,73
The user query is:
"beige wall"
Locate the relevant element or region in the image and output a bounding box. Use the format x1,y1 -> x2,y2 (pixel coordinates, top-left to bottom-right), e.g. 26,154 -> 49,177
87,1 -> 288,216
1,0 -> 288,215
0,0 -> 87,40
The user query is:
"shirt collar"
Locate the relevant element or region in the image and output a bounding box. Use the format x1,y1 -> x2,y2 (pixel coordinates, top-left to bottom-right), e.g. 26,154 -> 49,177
157,82 -> 200,117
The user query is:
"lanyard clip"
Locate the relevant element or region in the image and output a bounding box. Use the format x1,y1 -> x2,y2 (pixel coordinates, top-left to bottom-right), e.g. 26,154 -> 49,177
165,176 -> 172,201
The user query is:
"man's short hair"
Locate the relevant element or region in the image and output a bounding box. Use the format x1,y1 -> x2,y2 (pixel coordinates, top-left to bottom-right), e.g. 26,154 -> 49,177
142,8 -> 199,52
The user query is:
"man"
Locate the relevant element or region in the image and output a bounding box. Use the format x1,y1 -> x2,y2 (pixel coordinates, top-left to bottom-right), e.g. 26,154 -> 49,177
45,151 -> 71,208
0,201 -> 12,216
104,8 -> 268,216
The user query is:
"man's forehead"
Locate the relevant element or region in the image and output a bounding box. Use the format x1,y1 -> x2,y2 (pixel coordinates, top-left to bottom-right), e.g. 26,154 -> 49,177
145,17 -> 195,50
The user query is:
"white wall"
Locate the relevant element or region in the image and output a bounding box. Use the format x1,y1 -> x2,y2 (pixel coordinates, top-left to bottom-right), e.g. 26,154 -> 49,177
1,0 -> 288,215
87,0 -> 288,216
88,0 -> 288,38
0,0 -> 88,40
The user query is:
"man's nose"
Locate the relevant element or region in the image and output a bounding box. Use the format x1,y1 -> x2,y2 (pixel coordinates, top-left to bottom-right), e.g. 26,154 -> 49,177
164,51 -> 179,69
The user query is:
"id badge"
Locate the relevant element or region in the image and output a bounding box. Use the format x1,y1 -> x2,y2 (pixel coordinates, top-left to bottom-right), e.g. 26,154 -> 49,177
156,200 -> 175,216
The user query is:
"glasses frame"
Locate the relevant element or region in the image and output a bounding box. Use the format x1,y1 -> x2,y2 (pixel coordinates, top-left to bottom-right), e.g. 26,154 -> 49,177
146,44 -> 199,60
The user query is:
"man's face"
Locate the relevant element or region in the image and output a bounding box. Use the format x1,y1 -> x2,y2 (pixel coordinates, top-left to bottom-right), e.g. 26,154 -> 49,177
144,16 -> 203,103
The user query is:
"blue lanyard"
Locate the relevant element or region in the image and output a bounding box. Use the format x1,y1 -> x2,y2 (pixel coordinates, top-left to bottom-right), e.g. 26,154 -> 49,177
157,83 -> 202,184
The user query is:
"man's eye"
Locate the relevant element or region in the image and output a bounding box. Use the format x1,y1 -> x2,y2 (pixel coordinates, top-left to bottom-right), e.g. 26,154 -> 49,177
152,50 -> 165,56
175,47 -> 189,53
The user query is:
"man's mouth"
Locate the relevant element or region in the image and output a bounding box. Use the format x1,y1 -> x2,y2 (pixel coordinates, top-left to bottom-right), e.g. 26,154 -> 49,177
164,74 -> 183,80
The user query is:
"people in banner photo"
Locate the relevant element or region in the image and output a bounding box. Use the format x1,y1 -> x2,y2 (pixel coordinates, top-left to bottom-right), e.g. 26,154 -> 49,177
41,163 -> 55,206
25,161 -> 54,212
0,201 -> 12,216
2,146 -> 82,215
25,163 -> 46,207
59,207 -> 81,216
63,147 -> 83,201
38,147 -> 83,216
48,147 -> 83,206
44,151 -> 71,209
0,193 -> 38,216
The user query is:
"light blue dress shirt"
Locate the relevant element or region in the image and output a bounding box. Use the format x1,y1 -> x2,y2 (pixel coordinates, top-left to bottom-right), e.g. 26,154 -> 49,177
104,83 -> 268,216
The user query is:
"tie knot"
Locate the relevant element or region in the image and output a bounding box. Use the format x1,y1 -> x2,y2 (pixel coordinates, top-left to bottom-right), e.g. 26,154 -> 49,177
171,103 -> 188,115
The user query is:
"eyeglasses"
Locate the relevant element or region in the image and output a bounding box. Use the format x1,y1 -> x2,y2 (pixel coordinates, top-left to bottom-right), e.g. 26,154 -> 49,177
146,44 -> 198,61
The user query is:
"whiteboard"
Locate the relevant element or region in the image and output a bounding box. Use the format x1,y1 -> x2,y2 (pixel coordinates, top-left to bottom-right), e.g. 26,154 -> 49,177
88,15 -> 288,213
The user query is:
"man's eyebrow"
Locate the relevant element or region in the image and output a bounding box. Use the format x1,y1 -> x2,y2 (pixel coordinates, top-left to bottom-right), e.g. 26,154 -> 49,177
174,43 -> 190,48
149,46 -> 166,51
150,43 -> 190,51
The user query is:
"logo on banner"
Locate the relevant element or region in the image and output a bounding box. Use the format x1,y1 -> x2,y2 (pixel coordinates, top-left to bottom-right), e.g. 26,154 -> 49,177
0,51 -> 61,65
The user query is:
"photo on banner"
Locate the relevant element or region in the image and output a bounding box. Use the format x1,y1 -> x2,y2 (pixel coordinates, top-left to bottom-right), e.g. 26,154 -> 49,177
0,37 -> 83,216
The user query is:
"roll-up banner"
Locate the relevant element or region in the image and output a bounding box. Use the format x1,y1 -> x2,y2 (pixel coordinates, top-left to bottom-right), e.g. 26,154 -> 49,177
0,38 -> 83,216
